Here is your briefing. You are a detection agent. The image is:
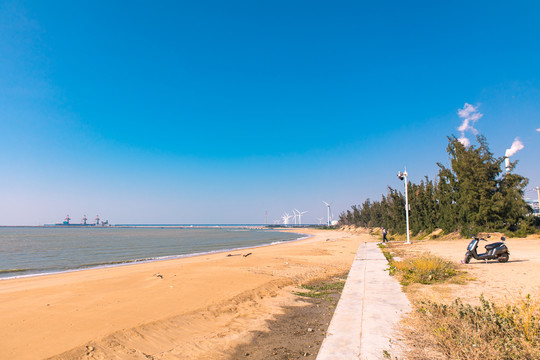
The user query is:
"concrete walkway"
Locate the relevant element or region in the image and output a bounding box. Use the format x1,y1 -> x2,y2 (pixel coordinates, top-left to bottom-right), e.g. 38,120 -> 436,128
316,242 -> 410,360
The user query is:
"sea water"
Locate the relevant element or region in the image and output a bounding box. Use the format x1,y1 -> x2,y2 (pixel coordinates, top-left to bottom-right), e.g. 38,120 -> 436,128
0,227 -> 305,279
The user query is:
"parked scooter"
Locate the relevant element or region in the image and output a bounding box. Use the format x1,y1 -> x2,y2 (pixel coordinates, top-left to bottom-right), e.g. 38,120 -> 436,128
464,235 -> 509,264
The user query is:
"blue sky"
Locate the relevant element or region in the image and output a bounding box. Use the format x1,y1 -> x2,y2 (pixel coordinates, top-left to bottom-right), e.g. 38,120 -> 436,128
1,1 -> 539,225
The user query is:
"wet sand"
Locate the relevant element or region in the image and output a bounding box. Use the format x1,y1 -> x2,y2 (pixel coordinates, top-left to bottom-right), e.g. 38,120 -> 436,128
0,229 -> 372,359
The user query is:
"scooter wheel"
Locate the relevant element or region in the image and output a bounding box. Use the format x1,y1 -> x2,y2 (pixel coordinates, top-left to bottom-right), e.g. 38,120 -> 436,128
464,254 -> 472,264
498,253 -> 509,263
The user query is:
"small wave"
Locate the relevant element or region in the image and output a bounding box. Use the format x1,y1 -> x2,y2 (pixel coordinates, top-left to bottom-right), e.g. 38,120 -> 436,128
78,260 -> 138,268
0,268 -> 32,274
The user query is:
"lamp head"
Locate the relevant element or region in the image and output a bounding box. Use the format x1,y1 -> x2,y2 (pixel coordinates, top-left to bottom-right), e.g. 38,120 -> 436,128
397,171 -> 405,181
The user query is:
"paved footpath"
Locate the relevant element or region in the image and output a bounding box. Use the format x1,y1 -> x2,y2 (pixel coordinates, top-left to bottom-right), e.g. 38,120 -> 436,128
317,242 -> 411,360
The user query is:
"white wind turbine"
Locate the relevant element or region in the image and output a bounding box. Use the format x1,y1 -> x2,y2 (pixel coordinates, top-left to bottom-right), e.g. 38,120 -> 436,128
322,201 -> 332,226
294,209 -> 308,225
292,210 -> 298,225
317,217 -> 324,225
281,212 -> 293,225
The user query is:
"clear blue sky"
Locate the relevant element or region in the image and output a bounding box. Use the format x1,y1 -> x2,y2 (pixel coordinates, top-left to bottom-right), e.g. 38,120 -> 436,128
1,1 -> 539,225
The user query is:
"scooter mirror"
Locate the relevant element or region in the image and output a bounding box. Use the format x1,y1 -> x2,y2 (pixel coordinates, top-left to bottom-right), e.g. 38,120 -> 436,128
487,235 -> 491,238
501,237 -> 506,241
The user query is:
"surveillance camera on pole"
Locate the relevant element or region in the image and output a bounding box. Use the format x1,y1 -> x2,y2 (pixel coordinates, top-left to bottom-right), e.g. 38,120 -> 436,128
397,168 -> 411,244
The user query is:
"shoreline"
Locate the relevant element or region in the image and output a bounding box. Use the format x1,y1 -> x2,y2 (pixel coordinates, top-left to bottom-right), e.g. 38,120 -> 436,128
0,228 -> 370,359
0,230 -> 311,281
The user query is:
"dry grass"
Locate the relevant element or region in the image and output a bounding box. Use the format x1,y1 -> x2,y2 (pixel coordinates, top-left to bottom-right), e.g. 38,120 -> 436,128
405,294 -> 540,360
382,239 -> 540,359
390,253 -> 458,286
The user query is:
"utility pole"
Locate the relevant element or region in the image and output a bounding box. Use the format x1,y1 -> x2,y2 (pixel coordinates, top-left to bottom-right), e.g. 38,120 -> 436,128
265,210 -> 268,225
398,168 -> 411,244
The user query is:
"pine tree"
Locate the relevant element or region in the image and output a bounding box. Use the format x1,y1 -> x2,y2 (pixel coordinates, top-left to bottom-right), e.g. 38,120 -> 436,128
422,177 -> 437,233
444,136 -> 500,233
497,168 -> 530,231
436,164 -> 457,232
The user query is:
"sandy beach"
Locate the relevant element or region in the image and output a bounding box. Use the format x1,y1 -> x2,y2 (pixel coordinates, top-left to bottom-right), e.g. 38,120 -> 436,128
398,235 -> 540,304
0,229 -> 371,359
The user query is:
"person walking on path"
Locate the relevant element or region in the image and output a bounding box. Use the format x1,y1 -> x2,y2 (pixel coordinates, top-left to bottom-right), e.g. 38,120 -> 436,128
382,227 -> 389,243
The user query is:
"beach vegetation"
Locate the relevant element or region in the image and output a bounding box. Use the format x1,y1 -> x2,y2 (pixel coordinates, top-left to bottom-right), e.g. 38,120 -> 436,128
392,254 -> 457,285
339,135 -> 537,236
380,246 -> 459,285
314,225 -> 339,230
293,277 -> 346,303
409,295 -> 540,360
379,247 -> 397,274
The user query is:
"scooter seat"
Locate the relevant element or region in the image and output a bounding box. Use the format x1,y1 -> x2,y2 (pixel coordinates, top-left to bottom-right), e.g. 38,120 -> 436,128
485,242 -> 504,250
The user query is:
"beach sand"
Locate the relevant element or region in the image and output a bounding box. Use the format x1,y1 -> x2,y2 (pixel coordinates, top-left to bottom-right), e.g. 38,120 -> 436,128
0,229 -> 372,359
396,235 -> 540,304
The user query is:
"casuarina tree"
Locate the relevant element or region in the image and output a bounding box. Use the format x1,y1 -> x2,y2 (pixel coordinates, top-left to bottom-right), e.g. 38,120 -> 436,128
339,134 -> 533,236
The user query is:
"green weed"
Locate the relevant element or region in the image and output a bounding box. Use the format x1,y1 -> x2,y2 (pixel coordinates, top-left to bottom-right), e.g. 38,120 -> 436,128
294,278 -> 346,301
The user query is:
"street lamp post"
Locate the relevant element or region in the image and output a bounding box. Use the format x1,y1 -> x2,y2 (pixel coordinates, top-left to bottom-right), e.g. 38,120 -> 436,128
398,168 -> 411,244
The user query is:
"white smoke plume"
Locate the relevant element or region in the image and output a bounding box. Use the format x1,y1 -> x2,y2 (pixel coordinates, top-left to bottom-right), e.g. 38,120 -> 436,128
457,103 -> 483,146
458,136 -> 470,147
505,137 -> 524,157
537,128 -> 540,132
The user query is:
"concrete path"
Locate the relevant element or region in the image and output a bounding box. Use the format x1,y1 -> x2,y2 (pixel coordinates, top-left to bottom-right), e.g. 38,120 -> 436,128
316,242 -> 410,360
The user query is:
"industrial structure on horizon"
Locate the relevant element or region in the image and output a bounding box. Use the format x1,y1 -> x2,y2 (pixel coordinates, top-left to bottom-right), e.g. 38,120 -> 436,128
51,215 -> 110,227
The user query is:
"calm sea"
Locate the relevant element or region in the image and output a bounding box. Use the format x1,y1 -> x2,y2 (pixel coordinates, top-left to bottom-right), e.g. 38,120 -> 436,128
0,227 -> 305,279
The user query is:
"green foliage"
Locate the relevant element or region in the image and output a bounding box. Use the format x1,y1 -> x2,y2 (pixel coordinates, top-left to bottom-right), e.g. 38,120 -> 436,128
340,187 -> 406,234
417,295 -> 540,359
339,134 -> 534,235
